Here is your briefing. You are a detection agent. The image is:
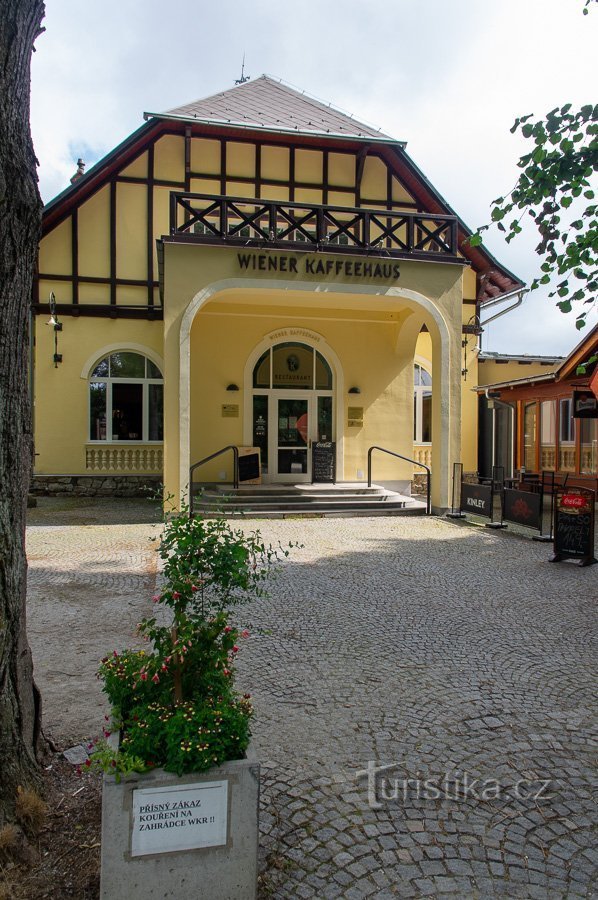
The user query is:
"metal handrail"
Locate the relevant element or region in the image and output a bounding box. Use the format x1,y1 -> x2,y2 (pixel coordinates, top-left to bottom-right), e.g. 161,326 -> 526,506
367,445 -> 431,515
189,445 -> 239,515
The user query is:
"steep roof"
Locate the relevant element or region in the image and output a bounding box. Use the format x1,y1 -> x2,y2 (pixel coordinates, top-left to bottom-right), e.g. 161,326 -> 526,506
149,74 -> 397,142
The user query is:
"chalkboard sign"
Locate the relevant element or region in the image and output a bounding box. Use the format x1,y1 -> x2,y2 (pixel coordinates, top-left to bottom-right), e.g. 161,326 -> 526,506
238,452 -> 260,484
460,482 -> 492,518
312,441 -> 336,484
504,488 -> 542,531
550,487 -> 596,566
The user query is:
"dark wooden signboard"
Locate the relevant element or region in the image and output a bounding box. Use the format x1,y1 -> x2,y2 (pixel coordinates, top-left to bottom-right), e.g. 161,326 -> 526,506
573,390 -> 598,418
460,482 -> 492,518
312,441 -> 336,484
550,487 -> 596,566
504,488 -> 542,531
238,452 -> 260,484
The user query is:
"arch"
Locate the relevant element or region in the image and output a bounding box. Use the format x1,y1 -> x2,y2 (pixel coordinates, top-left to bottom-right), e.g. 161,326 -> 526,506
86,347 -> 164,444
80,342 -> 164,380
178,278 -> 455,506
240,329 -> 344,473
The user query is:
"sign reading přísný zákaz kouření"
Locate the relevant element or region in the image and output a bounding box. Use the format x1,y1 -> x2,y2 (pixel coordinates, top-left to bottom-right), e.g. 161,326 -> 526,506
131,780 -> 228,857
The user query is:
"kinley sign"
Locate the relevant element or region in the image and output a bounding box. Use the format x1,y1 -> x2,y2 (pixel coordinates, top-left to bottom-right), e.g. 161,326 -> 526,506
238,252 -> 401,280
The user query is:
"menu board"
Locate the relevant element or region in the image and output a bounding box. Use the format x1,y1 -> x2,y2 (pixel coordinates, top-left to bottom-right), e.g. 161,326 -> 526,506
312,441 -> 336,483
237,447 -> 261,484
551,488 -> 596,566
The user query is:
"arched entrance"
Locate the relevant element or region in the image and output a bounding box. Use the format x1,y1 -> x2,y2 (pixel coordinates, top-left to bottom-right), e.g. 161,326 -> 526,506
249,340 -> 334,482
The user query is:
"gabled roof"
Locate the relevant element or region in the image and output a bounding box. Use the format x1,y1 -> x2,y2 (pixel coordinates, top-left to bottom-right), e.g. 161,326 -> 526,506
147,74 -> 398,142
43,76 -> 524,303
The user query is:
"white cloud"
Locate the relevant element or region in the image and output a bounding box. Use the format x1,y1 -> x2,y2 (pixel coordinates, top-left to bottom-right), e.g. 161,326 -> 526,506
31,0 -> 598,353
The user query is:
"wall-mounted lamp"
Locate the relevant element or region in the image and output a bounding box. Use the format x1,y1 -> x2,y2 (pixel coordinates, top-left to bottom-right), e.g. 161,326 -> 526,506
348,386 -> 361,394
226,383 -> 240,392
46,291 -> 63,367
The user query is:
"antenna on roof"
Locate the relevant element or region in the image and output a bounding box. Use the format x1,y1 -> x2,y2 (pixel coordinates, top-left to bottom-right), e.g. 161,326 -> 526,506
235,54 -> 250,85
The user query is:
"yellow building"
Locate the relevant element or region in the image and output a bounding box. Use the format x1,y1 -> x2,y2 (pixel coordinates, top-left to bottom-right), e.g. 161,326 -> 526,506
34,76 -> 530,512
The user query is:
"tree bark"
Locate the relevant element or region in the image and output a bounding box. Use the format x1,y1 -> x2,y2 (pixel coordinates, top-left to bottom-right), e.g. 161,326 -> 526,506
0,0 -> 46,823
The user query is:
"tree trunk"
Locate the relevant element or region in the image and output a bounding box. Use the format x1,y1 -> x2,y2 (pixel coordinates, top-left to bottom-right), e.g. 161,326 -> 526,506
0,0 -> 46,823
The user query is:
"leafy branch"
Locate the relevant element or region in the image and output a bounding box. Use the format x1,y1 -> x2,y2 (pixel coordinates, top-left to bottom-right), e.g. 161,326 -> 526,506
470,103 -> 598,329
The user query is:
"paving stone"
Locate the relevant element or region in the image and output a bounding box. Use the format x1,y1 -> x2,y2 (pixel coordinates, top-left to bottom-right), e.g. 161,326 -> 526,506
26,504 -> 598,900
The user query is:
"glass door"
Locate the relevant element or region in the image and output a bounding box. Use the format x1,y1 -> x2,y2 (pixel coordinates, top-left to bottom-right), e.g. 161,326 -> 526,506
273,395 -> 310,481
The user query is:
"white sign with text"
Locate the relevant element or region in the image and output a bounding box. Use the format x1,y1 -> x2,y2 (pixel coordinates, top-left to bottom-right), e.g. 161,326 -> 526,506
131,780 -> 228,857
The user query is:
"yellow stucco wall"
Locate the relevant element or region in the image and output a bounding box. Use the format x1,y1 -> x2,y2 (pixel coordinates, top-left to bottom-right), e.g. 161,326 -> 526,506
36,125 -> 498,504
38,131 -> 420,309
477,358 -> 559,385
161,244 -> 464,508
34,319 -> 163,474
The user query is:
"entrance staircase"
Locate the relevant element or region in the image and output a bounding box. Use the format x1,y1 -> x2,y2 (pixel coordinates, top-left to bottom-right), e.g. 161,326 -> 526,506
191,483 -> 427,518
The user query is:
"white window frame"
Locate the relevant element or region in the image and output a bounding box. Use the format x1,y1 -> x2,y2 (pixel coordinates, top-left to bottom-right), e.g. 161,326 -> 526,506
413,363 -> 432,444
88,353 -> 163,444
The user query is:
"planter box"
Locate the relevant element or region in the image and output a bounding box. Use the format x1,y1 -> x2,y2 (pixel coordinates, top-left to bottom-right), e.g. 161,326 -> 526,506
100,757 -> 259,899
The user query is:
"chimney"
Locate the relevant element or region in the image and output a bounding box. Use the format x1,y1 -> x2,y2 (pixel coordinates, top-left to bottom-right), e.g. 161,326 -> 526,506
70,158 -> 85,184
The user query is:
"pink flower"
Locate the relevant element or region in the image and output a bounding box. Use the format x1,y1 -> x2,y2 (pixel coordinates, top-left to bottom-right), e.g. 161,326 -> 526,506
161,664 -> 168,672
152,674 -> 160,684
85,759 -> 92,768
232,645 -> 239,653
113,650 -> 119,658
223,668 -> 231,677
172,591 -> 180,600
241,629 -> 250,639
191,585 -> 199,592
152,595 -> 160,604
224,626 -> 232,634
140,672 -> 148,682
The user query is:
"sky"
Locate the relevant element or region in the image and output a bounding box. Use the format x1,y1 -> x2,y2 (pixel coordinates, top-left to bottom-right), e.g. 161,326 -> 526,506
29,0 -> 597,356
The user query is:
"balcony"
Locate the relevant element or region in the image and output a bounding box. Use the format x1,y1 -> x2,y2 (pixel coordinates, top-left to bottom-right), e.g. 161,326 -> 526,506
168,193 -> 461,261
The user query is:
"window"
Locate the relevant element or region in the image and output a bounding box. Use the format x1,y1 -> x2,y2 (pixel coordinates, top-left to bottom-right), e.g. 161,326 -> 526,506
253,343 -> 333,391
89,351 -> 163,442
558,397 -> 575,472
523,401 -> 537,471
580,418 -> 597,475
413,364 -> 432,443
540,400 -> 556,471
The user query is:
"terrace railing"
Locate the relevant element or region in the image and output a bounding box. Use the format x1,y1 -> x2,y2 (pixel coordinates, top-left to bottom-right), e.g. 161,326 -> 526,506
169,193 -> 460,260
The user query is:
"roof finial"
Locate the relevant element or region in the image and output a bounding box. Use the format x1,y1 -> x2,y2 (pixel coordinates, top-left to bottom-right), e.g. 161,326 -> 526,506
235,54 -> 250,85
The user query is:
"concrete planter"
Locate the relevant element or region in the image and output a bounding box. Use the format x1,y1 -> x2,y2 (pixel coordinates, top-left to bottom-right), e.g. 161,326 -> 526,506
100,757 -> 259,899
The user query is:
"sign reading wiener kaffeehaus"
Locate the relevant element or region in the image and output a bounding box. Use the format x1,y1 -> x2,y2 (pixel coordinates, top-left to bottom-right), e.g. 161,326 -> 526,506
238,253 -> 401,280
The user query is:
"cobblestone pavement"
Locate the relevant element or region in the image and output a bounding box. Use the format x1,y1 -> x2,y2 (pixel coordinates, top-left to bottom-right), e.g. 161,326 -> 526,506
27,499 -> 597,898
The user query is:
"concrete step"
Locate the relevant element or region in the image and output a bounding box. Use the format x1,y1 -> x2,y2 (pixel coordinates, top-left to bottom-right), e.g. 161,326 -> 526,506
195,505 -> 427,519
194,492 -> 402,506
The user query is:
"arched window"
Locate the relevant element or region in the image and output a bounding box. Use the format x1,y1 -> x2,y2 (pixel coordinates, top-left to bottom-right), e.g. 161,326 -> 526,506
413,363 -> 432,443
89,351 -> 163,442
253,342 -> 333,390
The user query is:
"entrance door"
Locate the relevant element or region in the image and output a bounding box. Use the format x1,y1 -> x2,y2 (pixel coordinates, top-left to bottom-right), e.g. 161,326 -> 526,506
262,392 -> 334,482
272,394 -> 311,482
249,340 -> 335,482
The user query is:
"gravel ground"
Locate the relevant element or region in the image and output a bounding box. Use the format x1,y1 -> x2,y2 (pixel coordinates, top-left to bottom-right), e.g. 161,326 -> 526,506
26,497 -> 597,898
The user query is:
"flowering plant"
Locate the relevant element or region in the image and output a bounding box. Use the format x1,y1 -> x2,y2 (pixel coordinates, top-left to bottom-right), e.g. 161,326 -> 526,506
89,503 -> 292,778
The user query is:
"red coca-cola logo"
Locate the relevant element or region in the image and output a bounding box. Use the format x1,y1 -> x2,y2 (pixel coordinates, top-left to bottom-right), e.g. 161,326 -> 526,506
561,494 -> 587,509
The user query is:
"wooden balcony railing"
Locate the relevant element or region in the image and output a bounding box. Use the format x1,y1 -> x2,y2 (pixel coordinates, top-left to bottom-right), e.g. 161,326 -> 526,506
169,193 -> 460,260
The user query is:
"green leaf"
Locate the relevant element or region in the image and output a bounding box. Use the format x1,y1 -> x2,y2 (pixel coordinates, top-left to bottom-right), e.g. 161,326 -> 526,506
557,300 -> 572,312
468,233 -> 483,247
